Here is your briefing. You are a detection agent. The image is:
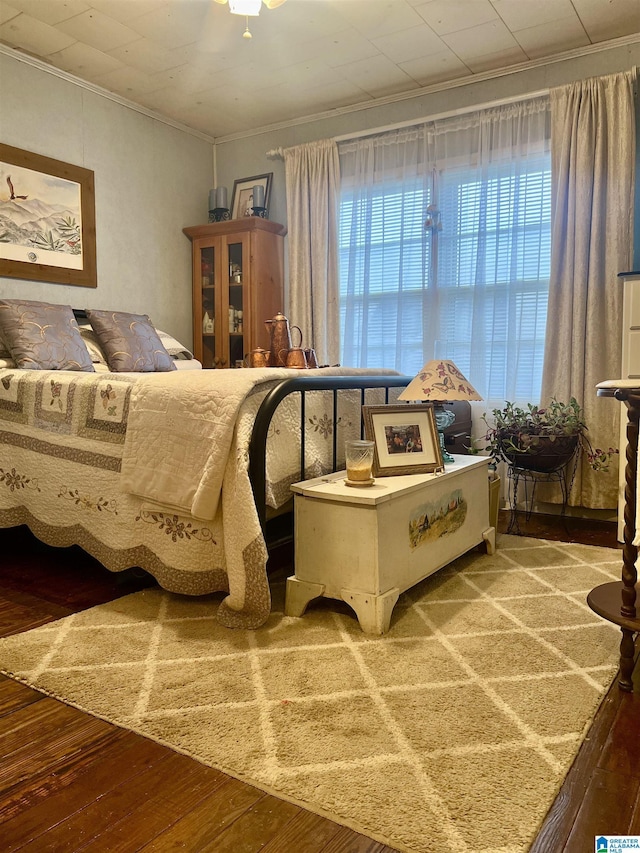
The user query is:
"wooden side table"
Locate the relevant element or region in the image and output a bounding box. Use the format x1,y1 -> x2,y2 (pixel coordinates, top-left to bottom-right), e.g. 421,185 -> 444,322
286,455 -> 495,634
589,381 -> 640,691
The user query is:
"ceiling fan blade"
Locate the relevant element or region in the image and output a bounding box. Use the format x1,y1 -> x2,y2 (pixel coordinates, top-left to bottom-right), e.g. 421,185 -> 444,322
263,0 -> 286,8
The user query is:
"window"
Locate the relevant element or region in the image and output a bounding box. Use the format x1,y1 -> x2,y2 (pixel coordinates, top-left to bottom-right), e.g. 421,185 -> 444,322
338,98 -> 552,404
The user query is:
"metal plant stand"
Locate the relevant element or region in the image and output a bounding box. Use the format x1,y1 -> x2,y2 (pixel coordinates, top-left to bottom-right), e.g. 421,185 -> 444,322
506,451 -> 579,534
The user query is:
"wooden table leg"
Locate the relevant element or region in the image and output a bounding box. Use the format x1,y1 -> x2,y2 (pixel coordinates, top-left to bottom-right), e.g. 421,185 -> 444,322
589,388 -> 640,691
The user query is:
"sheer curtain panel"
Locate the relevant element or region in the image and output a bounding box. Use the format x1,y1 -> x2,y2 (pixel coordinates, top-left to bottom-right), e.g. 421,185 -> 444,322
338,97 -> 551,406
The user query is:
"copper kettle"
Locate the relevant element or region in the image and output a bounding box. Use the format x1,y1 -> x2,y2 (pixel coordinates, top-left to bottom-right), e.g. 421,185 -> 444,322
265,312 -> 302,367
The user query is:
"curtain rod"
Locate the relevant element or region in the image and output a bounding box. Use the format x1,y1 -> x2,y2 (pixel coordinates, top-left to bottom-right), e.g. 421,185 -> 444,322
266,89 -> 548,158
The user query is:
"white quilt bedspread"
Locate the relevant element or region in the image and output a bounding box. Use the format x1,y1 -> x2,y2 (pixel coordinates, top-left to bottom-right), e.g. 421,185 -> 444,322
120,367 -> 292,520
0,365 -> 400,627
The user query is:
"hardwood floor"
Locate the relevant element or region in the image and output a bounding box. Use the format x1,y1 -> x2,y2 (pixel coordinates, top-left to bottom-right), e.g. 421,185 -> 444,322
0,516 -> 638,852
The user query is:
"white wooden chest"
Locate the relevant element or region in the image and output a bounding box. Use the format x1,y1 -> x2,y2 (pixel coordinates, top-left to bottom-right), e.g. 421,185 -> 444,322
286,455 -> 495,634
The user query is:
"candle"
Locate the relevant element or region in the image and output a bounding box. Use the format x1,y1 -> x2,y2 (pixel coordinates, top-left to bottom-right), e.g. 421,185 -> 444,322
208,189 -> 216,211
252,184 -> 265,208
216,186 -> 228,209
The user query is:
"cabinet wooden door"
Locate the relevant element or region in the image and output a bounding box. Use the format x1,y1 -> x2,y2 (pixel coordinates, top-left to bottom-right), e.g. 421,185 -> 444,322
183,219 -> 286,368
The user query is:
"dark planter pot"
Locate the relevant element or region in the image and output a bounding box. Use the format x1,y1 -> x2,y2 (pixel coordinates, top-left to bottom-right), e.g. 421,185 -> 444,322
501,434 -> 579,473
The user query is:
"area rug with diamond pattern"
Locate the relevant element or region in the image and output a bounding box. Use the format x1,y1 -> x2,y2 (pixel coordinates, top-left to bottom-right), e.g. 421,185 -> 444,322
0,534 -> 623,853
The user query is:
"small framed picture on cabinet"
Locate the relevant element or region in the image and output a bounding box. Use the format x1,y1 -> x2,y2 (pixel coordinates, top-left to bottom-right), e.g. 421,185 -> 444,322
230,173 -> 272,219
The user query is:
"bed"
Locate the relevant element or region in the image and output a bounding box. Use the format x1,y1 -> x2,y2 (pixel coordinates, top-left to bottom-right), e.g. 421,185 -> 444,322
0,300 -> 416,628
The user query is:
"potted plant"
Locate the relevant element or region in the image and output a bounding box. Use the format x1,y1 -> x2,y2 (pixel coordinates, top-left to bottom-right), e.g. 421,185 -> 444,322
482,397 -> 617,474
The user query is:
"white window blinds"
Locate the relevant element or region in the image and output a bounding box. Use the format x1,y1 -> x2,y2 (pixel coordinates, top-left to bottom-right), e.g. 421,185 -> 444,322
338,97 -> 552,405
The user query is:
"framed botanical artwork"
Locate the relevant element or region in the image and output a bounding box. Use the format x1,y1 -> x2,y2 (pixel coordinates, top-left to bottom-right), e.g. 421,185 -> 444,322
230,173 -> 272,219
362,403 -> 444,476
0,144 -> 97,288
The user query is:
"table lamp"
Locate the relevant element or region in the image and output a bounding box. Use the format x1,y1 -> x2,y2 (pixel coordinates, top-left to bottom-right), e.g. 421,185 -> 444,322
398,359 -> 482,462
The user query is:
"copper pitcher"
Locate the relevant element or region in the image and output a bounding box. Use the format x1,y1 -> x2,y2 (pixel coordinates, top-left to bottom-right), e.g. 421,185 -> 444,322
282,347 -> 308,369
247,347 -> 270,368
265,312 -> 302,367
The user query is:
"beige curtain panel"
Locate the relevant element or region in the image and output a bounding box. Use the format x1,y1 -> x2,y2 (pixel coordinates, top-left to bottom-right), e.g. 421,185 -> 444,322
541,68 -> 637,509
282,138 -> 341,366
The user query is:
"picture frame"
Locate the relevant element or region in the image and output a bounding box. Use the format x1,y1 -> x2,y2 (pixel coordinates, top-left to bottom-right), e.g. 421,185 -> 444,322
0,143 -> 97,289
362,403 -> 444,476
230,173 -> 272,219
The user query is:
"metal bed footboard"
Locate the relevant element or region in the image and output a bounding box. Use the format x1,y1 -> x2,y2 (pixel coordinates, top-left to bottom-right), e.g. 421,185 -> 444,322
248,374 -> 411,538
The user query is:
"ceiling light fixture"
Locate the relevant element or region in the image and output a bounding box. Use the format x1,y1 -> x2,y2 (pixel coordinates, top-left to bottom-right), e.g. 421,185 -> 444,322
229,0 -> 260,14
214,0 -> 286,39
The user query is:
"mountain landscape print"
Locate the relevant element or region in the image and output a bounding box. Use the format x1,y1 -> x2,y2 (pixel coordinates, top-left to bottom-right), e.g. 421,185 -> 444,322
0,159 -> 84,271
0,144 -> 96,288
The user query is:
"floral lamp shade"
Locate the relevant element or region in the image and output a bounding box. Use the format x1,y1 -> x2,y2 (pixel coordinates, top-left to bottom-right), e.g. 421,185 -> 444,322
398,360 -> 482,402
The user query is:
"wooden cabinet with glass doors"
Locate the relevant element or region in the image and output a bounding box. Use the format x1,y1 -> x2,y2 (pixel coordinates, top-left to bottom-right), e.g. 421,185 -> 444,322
183,219 -> 286,368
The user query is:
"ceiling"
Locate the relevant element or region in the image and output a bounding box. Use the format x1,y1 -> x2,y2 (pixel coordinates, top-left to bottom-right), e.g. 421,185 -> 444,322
1,0 -> 639,140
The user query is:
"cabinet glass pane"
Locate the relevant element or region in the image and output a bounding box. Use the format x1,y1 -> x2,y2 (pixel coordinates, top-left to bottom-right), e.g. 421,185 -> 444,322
228,241 -> 244,367
201,246 -> 216,368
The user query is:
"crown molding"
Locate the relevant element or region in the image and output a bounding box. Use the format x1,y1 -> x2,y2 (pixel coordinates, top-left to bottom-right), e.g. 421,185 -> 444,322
1,32 -> 638,147
0,43 -> 217,145
216,32 -> 640,144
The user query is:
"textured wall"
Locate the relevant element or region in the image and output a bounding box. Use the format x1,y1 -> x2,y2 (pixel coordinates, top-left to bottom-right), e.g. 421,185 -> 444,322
0,53 -> 214,350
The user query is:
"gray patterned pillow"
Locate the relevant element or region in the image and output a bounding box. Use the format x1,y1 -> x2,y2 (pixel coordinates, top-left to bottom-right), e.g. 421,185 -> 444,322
0,299 -> 94,371
86,309 -> 176,373
78,325 -> 109,366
